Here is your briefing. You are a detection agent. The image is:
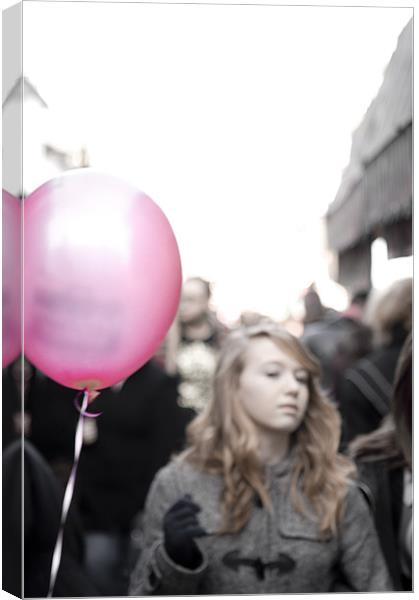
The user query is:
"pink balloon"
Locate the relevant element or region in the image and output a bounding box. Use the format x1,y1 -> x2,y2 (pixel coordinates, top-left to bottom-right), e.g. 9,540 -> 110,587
24,170 -> 182,390
2,190 -> 22,368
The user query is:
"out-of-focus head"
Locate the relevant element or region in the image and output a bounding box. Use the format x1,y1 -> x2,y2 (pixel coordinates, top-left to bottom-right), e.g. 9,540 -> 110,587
303,285 -> 325,324
392,332 -> 412,467
364,278 -> 412,346
210,323 -> 322,440
179,277 -> 211,324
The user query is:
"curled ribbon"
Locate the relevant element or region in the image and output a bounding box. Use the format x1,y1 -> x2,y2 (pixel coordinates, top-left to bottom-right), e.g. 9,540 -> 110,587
73,390 -> 102,418
47,388 -> 101,597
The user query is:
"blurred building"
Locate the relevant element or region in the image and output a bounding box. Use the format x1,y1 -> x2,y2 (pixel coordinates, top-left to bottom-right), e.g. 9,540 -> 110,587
326,19 -> 412,294
2,75 -> 89,197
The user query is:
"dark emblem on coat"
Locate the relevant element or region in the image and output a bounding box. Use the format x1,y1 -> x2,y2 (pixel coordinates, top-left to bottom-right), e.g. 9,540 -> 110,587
222,550 -> 296,580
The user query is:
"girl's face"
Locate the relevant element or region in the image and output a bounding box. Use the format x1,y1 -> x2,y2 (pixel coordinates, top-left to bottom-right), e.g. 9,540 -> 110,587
237,336 -> 310,435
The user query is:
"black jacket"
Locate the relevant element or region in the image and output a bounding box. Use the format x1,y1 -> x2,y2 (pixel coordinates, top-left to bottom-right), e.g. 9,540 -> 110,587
2,439 -> 98,597
337,335 -> 406,449
28,360 -> 195,533
301,315 -> 372,395
2,366 -> 20,449
356,458 -> 410,591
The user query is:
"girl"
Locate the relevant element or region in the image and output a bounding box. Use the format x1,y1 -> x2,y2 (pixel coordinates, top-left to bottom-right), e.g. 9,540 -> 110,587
130,323 -> 391,594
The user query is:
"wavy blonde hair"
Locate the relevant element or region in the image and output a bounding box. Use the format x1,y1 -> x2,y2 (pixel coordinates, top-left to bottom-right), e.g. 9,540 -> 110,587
181,323 -> 356,537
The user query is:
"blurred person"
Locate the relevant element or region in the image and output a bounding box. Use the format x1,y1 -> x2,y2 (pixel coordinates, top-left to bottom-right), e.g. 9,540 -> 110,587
129,323 -> 391,595
302,284 -> 325,325
3,361 -> 22,450
2,357 -> 34,448
349,333 -> 412,590
28,359 -> 194,596
164,277 -> 227,413
2,438 -> 99,598
27,372 -> 80,486
301,288 -> 372,397
302,283 -> 337,326
337,278 -> 412,448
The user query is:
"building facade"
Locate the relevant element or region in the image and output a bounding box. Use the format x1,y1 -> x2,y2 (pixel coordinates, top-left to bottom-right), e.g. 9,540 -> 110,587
326,19 -> 412,293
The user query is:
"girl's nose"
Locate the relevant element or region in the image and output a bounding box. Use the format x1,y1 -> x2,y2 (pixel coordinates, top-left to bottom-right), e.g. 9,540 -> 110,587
284,372 -> 299,394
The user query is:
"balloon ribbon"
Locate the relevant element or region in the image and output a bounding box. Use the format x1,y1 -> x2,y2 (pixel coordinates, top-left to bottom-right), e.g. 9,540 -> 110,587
47,389 -> 100,597
74,390 -> 102,417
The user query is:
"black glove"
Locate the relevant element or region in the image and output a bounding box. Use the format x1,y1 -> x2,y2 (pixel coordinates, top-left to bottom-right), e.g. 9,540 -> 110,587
163,494 -> 207,569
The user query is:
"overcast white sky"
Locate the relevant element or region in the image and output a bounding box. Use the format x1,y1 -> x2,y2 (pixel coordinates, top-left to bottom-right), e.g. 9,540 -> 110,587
16,1 -> 414,323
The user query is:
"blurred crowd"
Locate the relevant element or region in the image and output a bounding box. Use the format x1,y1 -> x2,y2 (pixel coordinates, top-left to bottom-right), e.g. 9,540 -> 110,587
2,275 -> 412,596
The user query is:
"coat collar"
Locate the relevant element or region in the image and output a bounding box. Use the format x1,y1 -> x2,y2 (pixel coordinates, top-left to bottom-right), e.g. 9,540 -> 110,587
264,445 -> 297,479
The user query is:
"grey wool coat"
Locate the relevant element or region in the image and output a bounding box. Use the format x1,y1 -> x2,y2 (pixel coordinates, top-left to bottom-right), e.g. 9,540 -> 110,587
129,453 -> 392,595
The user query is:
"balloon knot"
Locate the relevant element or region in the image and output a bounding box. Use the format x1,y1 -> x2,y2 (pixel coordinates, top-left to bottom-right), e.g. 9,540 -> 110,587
74,389 -> 102,418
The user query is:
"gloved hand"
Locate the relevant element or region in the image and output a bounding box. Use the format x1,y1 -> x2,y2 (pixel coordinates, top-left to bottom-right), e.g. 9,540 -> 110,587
163,494 -> 207,569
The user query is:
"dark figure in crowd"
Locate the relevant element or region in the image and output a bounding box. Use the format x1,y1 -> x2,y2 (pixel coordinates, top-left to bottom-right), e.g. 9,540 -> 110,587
302,283 -> 337,326
28,359 -> 194,596
163,277 -> 227,413
349,333 -> 412,590
337,278 -> 412,449
301,286 -> 372,397
27,371 -> 81,486
2,363 -> 21,450
2,357 -> 34,449
2,357 -> 29,597
129,323 -> 391,595
2,439 -> 99,598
